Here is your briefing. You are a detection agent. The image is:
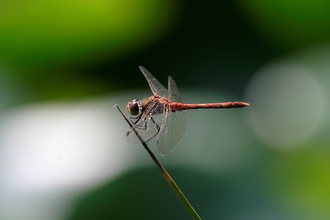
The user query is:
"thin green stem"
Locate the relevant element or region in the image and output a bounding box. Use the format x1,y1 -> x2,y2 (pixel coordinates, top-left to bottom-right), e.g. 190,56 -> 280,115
114,105 -> 201,220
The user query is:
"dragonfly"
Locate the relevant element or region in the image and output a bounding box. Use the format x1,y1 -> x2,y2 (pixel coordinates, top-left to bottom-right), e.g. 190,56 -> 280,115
125,66 -> 250,156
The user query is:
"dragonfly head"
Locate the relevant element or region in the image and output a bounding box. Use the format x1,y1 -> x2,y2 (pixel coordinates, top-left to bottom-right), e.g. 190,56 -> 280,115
126,98 -> 141,115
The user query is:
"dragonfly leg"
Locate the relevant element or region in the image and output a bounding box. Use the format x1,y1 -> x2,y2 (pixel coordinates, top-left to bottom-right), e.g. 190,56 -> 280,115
129,114 -> 142,124
129,115 -> 160,140
146,116 -> 161,140
130,114 -> 150,130
132,120 -> 148,130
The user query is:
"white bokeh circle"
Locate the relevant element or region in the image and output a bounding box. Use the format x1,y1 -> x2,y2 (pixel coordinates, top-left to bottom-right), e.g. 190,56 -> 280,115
244,63 -> 326,150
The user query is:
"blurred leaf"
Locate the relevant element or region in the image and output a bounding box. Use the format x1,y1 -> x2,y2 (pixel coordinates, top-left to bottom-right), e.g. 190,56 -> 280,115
263,148 -> 330,217
0,0 -> 177,67
238,0 -> 330,48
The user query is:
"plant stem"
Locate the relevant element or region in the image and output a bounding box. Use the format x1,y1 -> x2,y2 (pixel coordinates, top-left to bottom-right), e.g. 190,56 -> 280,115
114,105 -> 201,220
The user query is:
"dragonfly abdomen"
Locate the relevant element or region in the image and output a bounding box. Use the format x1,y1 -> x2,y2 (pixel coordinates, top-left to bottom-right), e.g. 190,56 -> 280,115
170,101 -> 249,110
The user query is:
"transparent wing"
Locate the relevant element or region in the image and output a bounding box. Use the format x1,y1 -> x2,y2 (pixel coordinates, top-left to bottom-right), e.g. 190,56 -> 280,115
126,102 -> 165,144
139,66 -> 168,98
168,76 -> 183,102
157,110 -> 188,156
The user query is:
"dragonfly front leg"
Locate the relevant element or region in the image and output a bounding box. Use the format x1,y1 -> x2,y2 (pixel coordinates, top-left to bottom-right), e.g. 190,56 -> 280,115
126,114 -> 161,145
131,114 -> 160,132
129,114 -> 143,125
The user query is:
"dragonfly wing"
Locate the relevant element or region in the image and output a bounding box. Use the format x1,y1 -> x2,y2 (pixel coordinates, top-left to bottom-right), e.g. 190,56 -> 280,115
139,66 -> 168,98
126,112 -> 165,144
157,110 -> 188,156
168,76 -> 183,102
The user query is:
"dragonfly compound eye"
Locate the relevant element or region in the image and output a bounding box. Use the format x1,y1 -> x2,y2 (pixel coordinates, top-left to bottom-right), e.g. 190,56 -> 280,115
126,99 -> 140,115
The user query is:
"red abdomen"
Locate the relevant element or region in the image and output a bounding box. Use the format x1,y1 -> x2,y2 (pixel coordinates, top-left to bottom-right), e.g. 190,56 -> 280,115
170,101 -> 250,110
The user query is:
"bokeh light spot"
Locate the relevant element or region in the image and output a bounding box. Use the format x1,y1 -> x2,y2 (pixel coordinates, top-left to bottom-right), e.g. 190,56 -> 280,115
245,63 -> 326,149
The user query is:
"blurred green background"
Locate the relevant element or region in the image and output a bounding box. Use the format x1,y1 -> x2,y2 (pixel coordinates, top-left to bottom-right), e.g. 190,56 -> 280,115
1,1 -> 330,220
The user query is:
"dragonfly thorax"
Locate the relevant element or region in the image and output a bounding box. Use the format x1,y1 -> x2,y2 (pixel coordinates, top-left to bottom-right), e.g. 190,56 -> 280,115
126,98 -> 142,115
